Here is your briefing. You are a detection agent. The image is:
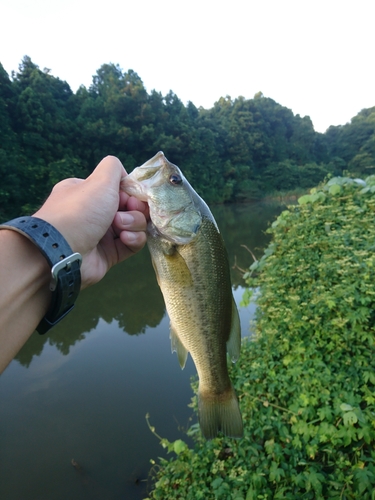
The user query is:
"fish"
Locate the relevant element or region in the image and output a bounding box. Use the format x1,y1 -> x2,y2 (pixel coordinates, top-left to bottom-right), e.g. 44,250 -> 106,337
121,151 -> 243,439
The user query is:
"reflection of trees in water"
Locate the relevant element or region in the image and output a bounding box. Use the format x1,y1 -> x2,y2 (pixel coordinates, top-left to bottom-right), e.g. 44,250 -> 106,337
15,247 -> 165,367
15,202 -> 285,367
15,333 -> 46,368
112,249 -> 165,334
212,201 -> 287,287
71,246 -> 165,336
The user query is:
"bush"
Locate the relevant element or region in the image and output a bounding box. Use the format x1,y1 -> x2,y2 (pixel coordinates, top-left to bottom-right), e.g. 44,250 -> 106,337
146,176 -> 375,499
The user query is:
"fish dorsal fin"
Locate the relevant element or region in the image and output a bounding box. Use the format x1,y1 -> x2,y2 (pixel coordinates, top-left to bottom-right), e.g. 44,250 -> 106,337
170,323 -> 188,369
226,297 -> 241,363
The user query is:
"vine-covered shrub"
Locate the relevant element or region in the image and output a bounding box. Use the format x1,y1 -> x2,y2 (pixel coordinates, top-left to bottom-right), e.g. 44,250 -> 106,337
146,176 -> 375,500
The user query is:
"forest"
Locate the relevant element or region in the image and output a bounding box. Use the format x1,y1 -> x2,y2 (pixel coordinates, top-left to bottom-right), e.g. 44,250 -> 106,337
1,56 -> 375,220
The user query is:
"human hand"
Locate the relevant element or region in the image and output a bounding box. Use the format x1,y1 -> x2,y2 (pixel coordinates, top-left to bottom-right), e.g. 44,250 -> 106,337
34,156 -> 149,289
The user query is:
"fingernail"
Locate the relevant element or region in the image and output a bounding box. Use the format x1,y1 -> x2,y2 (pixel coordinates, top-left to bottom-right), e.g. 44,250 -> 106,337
125,231 -> 137,243
120,213 -> 134,226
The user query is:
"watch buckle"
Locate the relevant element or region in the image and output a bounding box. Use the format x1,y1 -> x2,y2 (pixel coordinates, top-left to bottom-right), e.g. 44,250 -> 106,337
50,252 -> 82,291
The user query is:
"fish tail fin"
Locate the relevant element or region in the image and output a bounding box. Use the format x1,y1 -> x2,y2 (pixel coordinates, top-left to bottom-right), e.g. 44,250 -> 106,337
198,386 -> 243,439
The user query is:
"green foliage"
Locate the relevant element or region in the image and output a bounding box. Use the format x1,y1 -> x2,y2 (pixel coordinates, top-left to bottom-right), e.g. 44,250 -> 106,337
146,176 -> 375,499
325,107 -> 375,177
0,56 -> 374,221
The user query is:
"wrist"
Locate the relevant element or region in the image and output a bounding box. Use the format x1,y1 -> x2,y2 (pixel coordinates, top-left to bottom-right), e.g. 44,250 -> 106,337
33,209 -> 80,253
0,229 -> 53,373
0,228 -> 51,282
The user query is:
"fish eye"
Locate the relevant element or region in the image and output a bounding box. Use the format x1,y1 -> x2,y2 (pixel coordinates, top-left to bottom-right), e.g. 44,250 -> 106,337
169,174 -> 183,185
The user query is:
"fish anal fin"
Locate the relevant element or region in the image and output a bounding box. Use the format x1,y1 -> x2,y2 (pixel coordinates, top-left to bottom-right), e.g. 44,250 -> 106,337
226,297 -> 241,363
198,385 -> 243,439
170,323 -> 188,369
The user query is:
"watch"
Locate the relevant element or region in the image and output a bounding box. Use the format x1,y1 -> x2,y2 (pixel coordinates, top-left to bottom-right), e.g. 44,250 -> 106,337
0,216 -> 82,334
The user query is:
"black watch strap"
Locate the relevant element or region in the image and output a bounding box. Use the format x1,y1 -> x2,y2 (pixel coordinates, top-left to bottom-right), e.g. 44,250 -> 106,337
0,216 -> 82,334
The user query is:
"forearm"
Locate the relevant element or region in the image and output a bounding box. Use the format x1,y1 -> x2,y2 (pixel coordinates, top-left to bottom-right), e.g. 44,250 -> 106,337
0,229 -> 51,373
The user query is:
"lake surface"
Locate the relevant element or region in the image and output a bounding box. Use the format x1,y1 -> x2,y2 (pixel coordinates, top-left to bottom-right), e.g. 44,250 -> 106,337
0,201 -> 286,500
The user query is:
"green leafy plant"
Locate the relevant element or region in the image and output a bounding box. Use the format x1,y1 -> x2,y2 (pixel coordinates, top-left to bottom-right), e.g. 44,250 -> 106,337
146,175 -> 375,499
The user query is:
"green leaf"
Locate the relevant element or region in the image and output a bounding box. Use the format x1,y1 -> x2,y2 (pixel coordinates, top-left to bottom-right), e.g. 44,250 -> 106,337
329,184 -> 342,195
245,487 -> 256,500
310,191 -> 326,203
269,461 -> 285,482
307,470 -> 324,494
340,403 -> 353,411
326,299 -> 335,309
211,477 -> 223,489
343,411 -> 358,426
298,194 -> 312,205
173,439 -> 188,455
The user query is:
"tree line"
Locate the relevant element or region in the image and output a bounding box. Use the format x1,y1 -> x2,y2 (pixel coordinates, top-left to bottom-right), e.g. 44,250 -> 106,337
1,56 -> 375,220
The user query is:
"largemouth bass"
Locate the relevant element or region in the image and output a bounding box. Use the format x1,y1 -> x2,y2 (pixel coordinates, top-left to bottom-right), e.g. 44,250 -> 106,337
121,152 -> 243,439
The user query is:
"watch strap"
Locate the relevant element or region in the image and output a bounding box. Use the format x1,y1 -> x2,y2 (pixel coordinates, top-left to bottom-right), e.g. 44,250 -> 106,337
0,216 -> 82,334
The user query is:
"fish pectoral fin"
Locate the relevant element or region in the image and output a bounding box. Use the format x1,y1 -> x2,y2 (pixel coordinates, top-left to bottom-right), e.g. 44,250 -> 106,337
226,297 -> 241,363
150,257 -> 161,287
166,247 -> 194,287
170,323 -> 188,369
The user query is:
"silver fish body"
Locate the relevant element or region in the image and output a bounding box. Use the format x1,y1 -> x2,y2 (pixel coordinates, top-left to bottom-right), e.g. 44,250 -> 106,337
121,152 -> 243,439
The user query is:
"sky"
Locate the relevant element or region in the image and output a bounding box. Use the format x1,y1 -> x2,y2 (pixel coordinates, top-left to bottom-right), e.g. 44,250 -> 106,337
0,0 -> 374,133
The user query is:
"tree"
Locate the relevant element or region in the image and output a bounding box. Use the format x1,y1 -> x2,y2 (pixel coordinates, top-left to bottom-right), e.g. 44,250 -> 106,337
324,107 -> 375,176
1,57 -> 374,217
0,63 -> 23,219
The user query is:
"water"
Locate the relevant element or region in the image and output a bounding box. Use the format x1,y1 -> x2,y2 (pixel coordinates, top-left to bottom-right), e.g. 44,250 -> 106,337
0,201 -> 285,500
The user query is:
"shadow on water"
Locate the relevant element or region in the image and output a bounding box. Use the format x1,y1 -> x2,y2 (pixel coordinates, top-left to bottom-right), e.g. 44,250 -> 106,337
0,201 -> 287,500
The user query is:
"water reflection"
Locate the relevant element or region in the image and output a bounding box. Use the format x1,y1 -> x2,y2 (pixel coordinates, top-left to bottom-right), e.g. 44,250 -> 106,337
211,201 -> 284,287
1,201 -> 286,500
14,247 -> 165,366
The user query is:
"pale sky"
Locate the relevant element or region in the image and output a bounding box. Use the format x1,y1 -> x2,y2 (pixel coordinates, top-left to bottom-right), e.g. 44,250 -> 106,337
0,0 -> 374,133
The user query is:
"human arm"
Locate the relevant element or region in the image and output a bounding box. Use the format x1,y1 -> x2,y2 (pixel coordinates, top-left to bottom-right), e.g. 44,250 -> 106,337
0,156 -> 148,373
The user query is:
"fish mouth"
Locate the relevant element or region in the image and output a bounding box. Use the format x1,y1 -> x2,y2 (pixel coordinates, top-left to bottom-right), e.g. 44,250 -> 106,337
140,151 -> 168,170
121,154 -> 168,200
120,175 -> 145,200
132,151 -> 169,184
120,172 -> 155,201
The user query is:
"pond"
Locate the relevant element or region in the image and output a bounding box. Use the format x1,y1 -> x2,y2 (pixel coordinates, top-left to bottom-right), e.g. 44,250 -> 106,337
0,201 -> 286,500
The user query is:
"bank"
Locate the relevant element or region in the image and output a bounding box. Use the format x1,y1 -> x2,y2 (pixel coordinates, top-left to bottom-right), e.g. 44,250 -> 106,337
146,176 -> 375,500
